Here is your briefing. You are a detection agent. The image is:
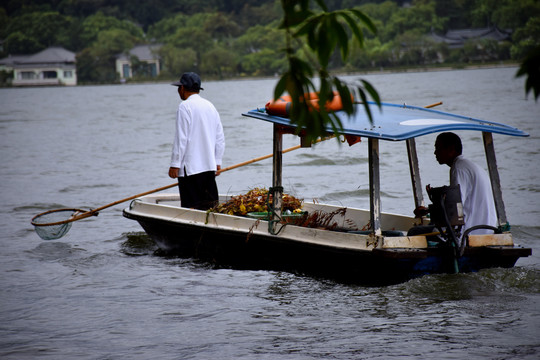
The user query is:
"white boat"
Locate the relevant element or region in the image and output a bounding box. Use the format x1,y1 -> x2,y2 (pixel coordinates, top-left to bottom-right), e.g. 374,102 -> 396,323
123,102 -> 531,284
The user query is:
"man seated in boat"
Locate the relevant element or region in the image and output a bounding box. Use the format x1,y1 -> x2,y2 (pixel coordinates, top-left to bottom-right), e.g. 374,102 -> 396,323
412,132 -> 498,242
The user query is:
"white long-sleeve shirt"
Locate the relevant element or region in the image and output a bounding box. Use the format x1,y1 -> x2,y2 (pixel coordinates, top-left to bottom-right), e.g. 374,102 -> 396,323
450,155 -> 497,235
170,94 -> 225,177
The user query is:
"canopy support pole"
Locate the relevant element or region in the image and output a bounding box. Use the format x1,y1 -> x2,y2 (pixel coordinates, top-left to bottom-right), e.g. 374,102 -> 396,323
406,138 -> 425,214
270,124 -> 283,234
369,138 -> 382,236
482,132 -> 507,227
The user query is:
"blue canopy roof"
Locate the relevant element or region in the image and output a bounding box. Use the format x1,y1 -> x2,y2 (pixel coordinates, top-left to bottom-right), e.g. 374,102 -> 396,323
242,102 -> 529,141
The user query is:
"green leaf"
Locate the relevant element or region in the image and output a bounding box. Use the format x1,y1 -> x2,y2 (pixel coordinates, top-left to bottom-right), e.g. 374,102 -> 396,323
333,19 -> 349,60
294,15 -> 320,37
516,45 -> 540,100
274,73 -> 289,100
340,12 -> 364,48
350,9 -> 377,35
357,87 -> 375,125
307,26 -> 317,50
275,0 -> 381,140
317,28 -> 331,66
334,78 -> 353,114
360,79 -> 381,107
329,113 -> 343,135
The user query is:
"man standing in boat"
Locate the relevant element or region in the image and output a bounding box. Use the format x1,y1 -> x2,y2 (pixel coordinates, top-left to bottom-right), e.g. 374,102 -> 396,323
169,72 -> 225,210
416,132 -> 497,239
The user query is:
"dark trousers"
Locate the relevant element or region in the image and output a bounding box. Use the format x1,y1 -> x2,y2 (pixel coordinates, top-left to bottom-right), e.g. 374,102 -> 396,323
178,170 -> 218,210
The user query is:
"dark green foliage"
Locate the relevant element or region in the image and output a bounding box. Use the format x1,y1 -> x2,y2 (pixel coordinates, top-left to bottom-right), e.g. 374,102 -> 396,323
516,45 -> 540,100
4,11 -> 73,53
1,0 -> 539,96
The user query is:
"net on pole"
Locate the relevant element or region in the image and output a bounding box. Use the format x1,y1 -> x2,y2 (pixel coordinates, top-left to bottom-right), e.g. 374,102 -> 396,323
31,209 -> 90,240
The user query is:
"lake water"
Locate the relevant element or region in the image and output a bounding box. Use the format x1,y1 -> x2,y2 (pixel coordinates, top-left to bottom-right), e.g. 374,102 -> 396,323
1,67 -> 539,359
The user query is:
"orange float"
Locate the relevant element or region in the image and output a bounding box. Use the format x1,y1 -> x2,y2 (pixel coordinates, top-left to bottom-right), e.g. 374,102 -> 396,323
265,91 -> 352,117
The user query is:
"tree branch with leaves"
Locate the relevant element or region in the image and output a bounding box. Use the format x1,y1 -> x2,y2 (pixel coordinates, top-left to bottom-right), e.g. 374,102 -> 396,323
274,0 -> 381,142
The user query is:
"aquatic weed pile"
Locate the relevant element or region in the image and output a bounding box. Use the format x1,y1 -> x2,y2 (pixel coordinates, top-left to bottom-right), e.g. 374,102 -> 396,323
213,188 -> 303,216
289,207 -> 359,231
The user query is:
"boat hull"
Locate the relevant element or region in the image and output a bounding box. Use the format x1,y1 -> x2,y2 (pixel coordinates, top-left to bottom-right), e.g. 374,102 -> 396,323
123,194 -> 531,285
125,211 -> 428,284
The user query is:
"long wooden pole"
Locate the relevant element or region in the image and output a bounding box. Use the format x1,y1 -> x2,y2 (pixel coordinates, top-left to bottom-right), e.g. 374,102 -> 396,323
216,136 -> 331,174
33,139 -> 330,227
216,144 -> 300,174
424,101 -> 443,108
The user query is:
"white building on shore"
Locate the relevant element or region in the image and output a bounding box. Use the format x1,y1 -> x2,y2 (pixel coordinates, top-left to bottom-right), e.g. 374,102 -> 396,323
115,44 -> 161,81
0,46 -> 77,86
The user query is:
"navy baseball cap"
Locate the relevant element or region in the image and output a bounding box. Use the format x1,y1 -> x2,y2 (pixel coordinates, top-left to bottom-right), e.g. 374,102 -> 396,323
171,72 -> 204,91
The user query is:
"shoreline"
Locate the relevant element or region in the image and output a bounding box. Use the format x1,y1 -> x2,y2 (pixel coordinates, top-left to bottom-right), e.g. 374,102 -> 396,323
0,62 -> 520,88
339,62 -> 519,76
118,61 -> 523,85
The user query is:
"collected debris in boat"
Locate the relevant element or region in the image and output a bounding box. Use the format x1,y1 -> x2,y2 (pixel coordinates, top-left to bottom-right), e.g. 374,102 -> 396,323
289,207 -> 360,232
211,187 -> 302,216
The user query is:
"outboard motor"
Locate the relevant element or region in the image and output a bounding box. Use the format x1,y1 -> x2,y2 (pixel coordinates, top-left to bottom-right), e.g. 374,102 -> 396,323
427,185 -> 464,273
428,185 -> 464,228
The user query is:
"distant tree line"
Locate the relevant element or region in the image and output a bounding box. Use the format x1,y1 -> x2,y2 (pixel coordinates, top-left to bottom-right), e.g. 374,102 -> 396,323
1,0 -> 539,84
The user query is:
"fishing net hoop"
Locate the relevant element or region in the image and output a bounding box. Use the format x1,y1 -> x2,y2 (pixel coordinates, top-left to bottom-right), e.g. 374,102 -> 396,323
31,208 -> 96,240
31,208 -> 94,226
